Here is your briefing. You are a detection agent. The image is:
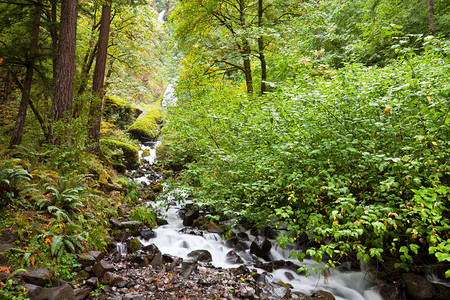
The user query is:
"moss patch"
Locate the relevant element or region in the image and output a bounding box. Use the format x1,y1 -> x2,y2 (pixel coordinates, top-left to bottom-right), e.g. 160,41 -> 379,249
103,95 -> 142,128
127,110 -> 162,140
99,139 -> 140,170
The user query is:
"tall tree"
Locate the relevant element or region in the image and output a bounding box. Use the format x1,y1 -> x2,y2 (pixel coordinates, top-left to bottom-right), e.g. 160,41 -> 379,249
427,0 -> 436,35
50,0 -> 78,143
88,1 -> 112,148
9,2 -> 42,148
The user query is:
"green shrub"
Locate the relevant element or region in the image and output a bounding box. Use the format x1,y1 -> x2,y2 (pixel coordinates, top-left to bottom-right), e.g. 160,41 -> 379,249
161,38 -> 450,276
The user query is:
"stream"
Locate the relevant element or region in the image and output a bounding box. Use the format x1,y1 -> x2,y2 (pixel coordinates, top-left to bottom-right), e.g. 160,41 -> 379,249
130,140 -> 384,300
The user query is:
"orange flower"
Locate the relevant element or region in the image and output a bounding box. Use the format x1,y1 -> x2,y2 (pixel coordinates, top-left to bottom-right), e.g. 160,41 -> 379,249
0,266 -> 10,274
44,236 -> 52,245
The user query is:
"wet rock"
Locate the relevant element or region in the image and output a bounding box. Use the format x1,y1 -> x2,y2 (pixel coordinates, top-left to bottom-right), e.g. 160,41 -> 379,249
226,250 -> 243,264
140,227 -> 155,240
381,283 -> 403,300
77,253 -> 96,268
250,236 -> 272,261
285,271 -> 295,281
252,272 -> 269,284
187,250 -> 212,262
121,221 -> 143,234
179,227 -> 203,236
34,284 -> 74,300
434,283 -> 450,300
23,268 -> 51,286
180,261 -> 198,278
150,252 -> 163,268
231,265 -> 250,276
127,238 -> 142,253
131,255 -> 149,267
183,209 -> 200,226
237,232 -> 249,241
109,217 -> 122,229
402,273 -> 436,299
25,283 -> 43,299
156,217 -> 168,226
114,230 -> 130,242
93,260 -> 114,279
308,290 -> 336,300
226,237 -> 248,251
0,229 -> 18,243
142,243 -> 160,260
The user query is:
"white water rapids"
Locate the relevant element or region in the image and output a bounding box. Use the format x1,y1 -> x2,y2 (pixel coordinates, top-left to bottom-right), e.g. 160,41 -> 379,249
132,140 -> 383,300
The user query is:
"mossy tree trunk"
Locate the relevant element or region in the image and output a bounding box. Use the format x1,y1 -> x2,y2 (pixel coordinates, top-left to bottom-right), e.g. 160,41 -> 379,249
50,0 -> 78,144
89,2 -> 112,150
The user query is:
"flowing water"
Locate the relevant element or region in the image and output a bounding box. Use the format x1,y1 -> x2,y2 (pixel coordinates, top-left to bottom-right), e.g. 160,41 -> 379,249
132,141 -> 383,300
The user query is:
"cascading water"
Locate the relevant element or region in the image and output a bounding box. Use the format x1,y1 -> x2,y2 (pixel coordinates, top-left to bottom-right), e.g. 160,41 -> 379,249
133,140 -> 383,300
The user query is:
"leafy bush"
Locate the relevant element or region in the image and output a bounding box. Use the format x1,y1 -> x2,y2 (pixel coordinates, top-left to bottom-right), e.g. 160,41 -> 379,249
129,206 -> 157,228
0,159 -> 32,207
161,38 -> 450,277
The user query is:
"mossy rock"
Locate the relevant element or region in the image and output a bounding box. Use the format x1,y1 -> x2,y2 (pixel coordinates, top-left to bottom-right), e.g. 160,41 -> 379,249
128,110 -> 162,141
103,95 -> 142,126
99,139 -> 140,170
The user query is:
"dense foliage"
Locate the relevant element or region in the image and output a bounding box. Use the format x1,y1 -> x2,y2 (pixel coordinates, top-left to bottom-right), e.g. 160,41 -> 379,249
160,35 -> 450,277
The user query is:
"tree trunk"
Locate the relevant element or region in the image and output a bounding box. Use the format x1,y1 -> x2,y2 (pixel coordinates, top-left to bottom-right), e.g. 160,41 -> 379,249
239,0 -> 253,95
50,0 -> 78,144
50,0 -> 58,78
426,0 -> 436,35
9,3 -> 41,148
89,3 -> 112,148
242,40 -> 254,94
258,0 -> 266,95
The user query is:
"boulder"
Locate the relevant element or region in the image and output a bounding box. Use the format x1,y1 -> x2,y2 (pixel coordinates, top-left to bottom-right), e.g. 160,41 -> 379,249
101,271 -> 124,285
0,243 -> 12,265
93,260 -> 114,279
435,283 -> 450,300
183,209 -> 200,226
127,238 -> 143,253
121,221 -> 144,233
402,273 -> 436,300
187,250 -> 212,262
109,217 -> 122,229
103,95 -> 142,126
25,283 -> 43,299
99,139 -> 140,170
73,287 -> 92,300
127,110 -> 162,141
226,251 -> 243,264
23,268 -> 51,286
35,284 -> 74,300
308,290 -> 336,300
76,253 -> 96,268
140,227 -> 155,240
250,236 -> 272,261
180,261 -> 197,278
0,229 -> 18,243
381,283 -> 403,300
